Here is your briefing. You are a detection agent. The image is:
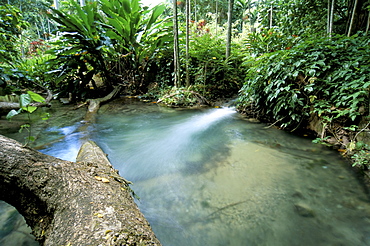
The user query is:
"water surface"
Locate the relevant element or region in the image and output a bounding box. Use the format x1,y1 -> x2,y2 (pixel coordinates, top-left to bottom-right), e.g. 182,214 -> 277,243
0,98 -> 369,246
93,99 -> 370,246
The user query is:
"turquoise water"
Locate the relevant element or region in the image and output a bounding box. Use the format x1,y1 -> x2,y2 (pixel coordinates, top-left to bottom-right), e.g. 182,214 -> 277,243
0,201 -> 38,246
0,99 -> 369,245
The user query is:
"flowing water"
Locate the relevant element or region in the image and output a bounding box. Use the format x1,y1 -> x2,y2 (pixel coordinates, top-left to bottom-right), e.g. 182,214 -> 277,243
0,98 -> 370,246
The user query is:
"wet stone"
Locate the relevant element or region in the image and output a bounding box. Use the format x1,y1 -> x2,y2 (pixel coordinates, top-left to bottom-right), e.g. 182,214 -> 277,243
294,203 -> 315,218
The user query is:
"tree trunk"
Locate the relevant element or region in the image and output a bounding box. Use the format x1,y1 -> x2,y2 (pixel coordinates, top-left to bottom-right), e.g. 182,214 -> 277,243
193,0 -> 197,23
330,0 -> 335,35
226,0 -> 234,59
215,0 -> 219,35
366,11 -> 370,35
347,0 -> 368,35
328,0 -> 335,36
0,135 -> 161,246
185,0 -> 190,87
173,0 -> 181,87
348,0 -> 359,36
327,0 -> 330,34
269,4 -> 273,28
84,84 -> 123,124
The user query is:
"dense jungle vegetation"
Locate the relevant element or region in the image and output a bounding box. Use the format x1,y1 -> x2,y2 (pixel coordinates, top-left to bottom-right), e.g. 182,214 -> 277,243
0,0 -> 369,170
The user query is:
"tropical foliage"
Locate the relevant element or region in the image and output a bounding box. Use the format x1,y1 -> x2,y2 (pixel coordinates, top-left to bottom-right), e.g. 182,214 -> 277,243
0,0 -> 54,40
0,4 -> 28,90
236,0 -> 370,168
239,34 -> 370,129
45,0 -> 171,99
1,0 -> 370,167
252,0 -> 369,36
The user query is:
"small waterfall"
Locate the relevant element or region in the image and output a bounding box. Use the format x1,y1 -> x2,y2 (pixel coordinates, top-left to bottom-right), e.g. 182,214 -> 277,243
171,107 -> 235,134
40,124 -> 85,162
114,107 -> 236,181
162,107 -> 236,160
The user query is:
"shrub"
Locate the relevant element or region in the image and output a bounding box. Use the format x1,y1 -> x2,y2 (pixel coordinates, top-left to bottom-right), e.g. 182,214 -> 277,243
45,0 -> 171,99
238,34 -> 370,130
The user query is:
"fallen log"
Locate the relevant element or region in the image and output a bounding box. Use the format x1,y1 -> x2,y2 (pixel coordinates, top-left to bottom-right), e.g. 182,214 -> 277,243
0,88 -> 53,115
0,135 -> 161,245
85,85 -> 123,124
0,101 -> 20,115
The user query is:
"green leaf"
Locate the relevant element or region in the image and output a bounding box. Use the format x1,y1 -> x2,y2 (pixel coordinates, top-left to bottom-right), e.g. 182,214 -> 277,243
131,0 -> 140,13
27,136 -> 36,142
22,105 -> 38,113
19,124 -> 30,133
41,113 -> 50,120
6,109 -> 20,120
121,0 -> 131,15
27,91 -> 45,103
19,94 -> 32,108
72,0 -> 89,31
144,4 -> 165,32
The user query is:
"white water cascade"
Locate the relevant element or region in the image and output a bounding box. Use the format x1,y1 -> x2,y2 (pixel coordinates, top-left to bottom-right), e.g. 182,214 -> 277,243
103,107 -> 236,181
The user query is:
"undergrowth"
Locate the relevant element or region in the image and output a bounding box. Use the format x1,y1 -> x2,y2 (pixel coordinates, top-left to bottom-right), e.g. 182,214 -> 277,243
237,33 -> 370,170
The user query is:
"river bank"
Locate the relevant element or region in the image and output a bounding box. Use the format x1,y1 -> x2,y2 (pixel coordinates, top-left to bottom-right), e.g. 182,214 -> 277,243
235,101 -> 370,193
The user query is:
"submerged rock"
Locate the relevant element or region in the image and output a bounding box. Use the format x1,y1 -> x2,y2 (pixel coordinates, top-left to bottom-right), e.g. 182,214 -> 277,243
294,203 -> 315,218
59,98 -> 71,104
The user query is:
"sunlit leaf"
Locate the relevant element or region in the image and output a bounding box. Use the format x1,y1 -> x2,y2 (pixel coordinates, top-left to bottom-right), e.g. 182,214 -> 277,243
22,105 -> 38,113
41,113 -> 50,120
27,136 -> 36,142
27,91 -> 45,103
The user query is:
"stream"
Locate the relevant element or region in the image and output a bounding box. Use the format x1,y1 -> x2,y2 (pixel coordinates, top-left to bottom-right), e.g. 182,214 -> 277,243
0,98 -> 370,246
